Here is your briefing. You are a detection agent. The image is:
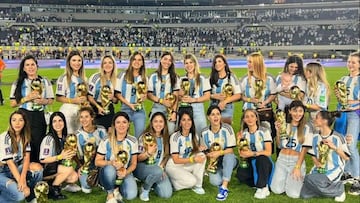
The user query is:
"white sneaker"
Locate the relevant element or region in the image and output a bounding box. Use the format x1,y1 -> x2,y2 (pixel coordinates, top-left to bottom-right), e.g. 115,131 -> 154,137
105,197 -> 117,203
192,186 -> 205,195
334,192 -> 346,202
254,187 -> 270,199
139,186 -> 150,201
114,188 -> 123,201
81,187 -> 92,194
63,184 -> 81,192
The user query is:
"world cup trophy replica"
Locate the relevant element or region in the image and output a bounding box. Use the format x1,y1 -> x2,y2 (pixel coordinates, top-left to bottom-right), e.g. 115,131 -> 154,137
143,132 -> 157,165
222,83 -> 234,100
334,80 -> 349,110
81,140 -> 96,174
254,79 -> 264,107
207,142 -> 222,173
77,82 -> 89,108
290,85 -> 301,100
180,78 -> 191,107
317,141 -> 330,174
275,109 -> 287,138
31,78 -> 43,111
34,181 -> 49,203
237,138 -> 250,168
135,81 -> 147,111
115,146 -> 129,185
100,85 -> 112,114
62,134 -> 78,167
165,93 -> 176,120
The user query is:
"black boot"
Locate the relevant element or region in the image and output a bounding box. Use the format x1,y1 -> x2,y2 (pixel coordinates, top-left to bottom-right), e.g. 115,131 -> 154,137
49,185 -> 67,200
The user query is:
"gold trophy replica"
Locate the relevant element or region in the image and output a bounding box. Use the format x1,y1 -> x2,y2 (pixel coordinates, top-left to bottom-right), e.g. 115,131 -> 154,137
254,79 -> 264,107
100,85 -> 112,114
81,140 -> 96,174
237,138 -> 250,168
180,78 -> 191,107
275,109 -> 287,138
207,142 -> 222,173
34,181 -> 49,203
31,78 -> 43,111
62,134 -> 78,167
290,85 -> 301,100
77,82 -> 89,108
143,132 -> 157,165
165,93 -> 176,120
115,146 -> 129,185
135,81 -> 147,111
334,80 -> 349,110
222,83 -> 234,99
317,141 -> 330,174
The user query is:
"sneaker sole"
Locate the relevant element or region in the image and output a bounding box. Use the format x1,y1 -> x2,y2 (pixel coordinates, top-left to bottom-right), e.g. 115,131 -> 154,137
348,191 -> 360,196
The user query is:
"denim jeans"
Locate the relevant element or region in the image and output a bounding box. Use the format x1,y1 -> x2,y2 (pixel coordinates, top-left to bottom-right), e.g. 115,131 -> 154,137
209,153 -> 237,186
191,102 -> 208,135
134,162 -> 172,198
0,164 -> 43,203
99,165 -> 137,200
121,105 -> 146,139
150,103 -> 176,134
345,111 -> 360,178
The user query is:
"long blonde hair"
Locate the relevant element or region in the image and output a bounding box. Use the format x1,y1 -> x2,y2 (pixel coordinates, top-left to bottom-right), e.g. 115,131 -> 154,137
65,50 -> 86,86
100,55 -> 117,88
247,52 -> 267,82
305,62 -> 330,99
108,112 -> 130,158
184,53 -> 201,88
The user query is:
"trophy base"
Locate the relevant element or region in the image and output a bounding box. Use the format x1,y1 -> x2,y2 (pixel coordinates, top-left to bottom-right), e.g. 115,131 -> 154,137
32,105 -> 42,111
62,160 -> 73,168
146,160 -> 156,165
135,105 -> 143,111
115,179 -> 123,185
317,167 -> 327,174
207,168 -> 217,174
279,133 -> 288,139
180,102 -> 190,107
239,161 -> 248,169
81,169 -> 89,175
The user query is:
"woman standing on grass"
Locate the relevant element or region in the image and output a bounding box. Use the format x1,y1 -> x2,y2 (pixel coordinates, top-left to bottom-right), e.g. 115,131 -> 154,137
178,53 -> 211,135
147,51 -> 180,134
0,110 -> 43,203
95,112 -> 138,203
88,55 -> 118,131
56,50 -> 87,134
10,55 -> 54,163
115,52 -> 147,138
209,54 -> 241,125
39,111 -> 78,200
134,112 -> 173,201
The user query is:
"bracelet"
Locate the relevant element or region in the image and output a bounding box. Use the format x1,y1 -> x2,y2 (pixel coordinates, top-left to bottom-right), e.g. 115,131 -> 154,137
294,164 -> 301,169
67,98 -> 72,104
189,156 -> 195,163
305,104 -> 310,109
56,155 -> 62,161
21,97 -> 26,104
159,98 -> 163,104
220,150 -> 224,156
247,98 -> 251,102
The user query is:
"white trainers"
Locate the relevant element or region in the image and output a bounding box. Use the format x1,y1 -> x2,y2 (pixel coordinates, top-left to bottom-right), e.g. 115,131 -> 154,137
254,187 -> 270,199
192,186 -> 205,195
62,183 -> 81,192
334,192 -> 346,202
114,188 -> 123,201
105,197 -> 117,203
81,187 -> 92,194
139,186 -> 150,201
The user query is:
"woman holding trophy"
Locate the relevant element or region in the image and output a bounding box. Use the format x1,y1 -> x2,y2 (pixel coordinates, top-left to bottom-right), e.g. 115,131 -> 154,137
200,106 -> 238,201
134,112 -> 173,201
147,51 -> 180,134
236,109 -> 273,199
179,53 -> 211,135
95,112 -> 138,203
209,54 -> 241,125
166,111 -> 207,195
88,55 -> 118,131
39,111 -> 79,200
76,107 -> 108,193
10,55 -> 55,163
300,111 -> 350,202
116,52 -> 147,139
0,110 -> 43,203
56,50 -> 88,134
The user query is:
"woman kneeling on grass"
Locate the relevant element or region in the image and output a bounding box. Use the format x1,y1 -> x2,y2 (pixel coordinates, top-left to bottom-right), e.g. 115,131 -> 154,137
236,109 -> 273,199
95,112 -> 138,203
300,111 -> 350,202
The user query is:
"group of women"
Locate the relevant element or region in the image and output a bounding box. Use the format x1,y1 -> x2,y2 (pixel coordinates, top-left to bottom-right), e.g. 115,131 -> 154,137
0,50 -> 359,203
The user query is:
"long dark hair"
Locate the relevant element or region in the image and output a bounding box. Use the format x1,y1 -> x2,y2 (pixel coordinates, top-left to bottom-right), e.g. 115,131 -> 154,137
317,111 -> 341,127
14,55 -> 40,103
241,109 -> 261,131
177,110 -> 199,154
156,51 -> 178,89
125,51 -> 147,84
8,109 -> 31,157
287,100 -> 306,144
48,111 -> 68,155
210,54 -> 231,87
283,54 -> 305,78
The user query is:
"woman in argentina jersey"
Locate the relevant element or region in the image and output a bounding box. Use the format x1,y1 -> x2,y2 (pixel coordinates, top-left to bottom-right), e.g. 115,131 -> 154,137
300,111 -> 350,201
303,62 -> 330,133
56,50 -> 87,134
147,51 -> 180,134
10,55 -> 54,163
209,54 -> 241,125
76,107 -> 107,194
0,110 -> 43,203
166,111 -> 207,195
39,111 -> 78,200
95,112 -> 139,202
88,55 -> 118,131
200,106 -> 238,201
134,112 -> 173,201
178,54 -> 211,136
270,101 -> 313,198
236,109 -> 273,199
115,52 -> 147,139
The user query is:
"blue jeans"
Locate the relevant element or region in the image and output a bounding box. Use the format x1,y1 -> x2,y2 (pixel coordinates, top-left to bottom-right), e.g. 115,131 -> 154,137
0,164 -> 43,203
209,153 -> 238,186
121,105 -> 146,139
345,111 -> 360,178
99,165 -> 137,200
150,103 -> 176,134
191,102 -> 208,135
133,162 -> 172,198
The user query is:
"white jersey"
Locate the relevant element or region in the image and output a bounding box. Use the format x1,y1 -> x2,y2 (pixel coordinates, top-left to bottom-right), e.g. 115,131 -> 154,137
179,75 -> 211,99
210,73 -> 241,105
0,131 -> 31,164
200,123 -> 236,150
278,124 -> 313,152
169,132 -> 199,159
304,81 -> 328,111
10,77 -> 54,111
88,72 -> 115,103
148,72 -> 180,99
138,134 -> 165,166
56,74 -> 86,98
338,74 -> 360,109
115,71 -> 147,104
76,125 -> 108,157
242,127 -> 272,152
39,134 -> 64,160
97,135 -> 139,168
308,131 -> 350,181
276,74 -> 307,93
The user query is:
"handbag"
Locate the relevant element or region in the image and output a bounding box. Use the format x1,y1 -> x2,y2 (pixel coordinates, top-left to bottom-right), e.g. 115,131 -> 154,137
257,108 -> 274,122
86,167 -> 99,187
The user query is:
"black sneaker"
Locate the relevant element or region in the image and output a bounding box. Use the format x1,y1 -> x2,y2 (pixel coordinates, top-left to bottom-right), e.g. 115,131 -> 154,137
341,172 -> 355,184
349,179 -> 360,196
